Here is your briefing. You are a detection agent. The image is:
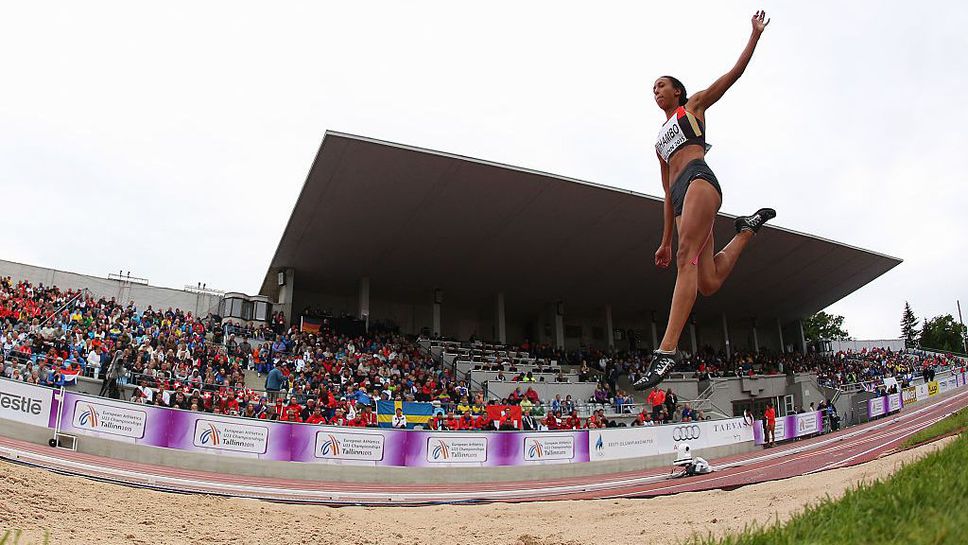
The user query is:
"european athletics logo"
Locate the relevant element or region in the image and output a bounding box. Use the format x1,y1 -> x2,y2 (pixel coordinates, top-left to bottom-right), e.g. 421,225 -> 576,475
527,439 -> 544,459
431,439 -> 450,460
78,404 -> 99,428
198,423 -> 221,446
319,434 -> 341,456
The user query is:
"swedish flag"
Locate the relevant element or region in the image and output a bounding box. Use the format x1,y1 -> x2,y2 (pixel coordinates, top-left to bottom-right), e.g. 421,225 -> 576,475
377,400 -> 434,428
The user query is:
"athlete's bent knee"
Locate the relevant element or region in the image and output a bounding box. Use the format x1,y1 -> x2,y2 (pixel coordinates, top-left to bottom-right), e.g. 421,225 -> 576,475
698,279 -> 721,297
676,243 -> 701,268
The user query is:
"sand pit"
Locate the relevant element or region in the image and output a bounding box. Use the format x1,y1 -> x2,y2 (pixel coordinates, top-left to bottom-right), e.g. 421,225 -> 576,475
0,438 -> 952,545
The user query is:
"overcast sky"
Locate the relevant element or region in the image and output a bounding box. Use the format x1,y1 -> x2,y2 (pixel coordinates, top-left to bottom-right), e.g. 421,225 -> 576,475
2,1 -> 965,338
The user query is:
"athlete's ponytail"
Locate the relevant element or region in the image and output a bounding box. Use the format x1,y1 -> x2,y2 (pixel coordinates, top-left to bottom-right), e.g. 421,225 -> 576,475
662,75 -> 688,106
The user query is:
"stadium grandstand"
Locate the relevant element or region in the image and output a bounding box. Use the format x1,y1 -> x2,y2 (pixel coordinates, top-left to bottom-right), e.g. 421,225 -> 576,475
259,132 -> 901,356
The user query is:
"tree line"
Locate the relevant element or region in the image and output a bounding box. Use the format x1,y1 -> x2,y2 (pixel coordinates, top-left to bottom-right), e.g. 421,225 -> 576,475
802,302 -> 967,354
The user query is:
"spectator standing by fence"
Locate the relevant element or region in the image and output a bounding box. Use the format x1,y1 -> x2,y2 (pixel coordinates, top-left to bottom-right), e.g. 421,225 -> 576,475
648,386 -> 666,421
265,362 -> 285,401
764,403 -> 776,448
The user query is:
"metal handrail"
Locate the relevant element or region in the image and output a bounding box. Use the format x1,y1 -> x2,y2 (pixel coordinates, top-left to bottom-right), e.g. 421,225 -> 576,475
108,272 -> 149,285
38,288 -> 89,328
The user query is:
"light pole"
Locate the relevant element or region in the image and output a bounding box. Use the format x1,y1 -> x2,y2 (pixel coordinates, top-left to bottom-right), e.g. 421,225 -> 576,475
958,300 -> 967,355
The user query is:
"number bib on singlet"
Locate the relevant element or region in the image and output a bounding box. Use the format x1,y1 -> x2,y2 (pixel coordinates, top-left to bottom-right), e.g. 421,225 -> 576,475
655,116 -> 687,162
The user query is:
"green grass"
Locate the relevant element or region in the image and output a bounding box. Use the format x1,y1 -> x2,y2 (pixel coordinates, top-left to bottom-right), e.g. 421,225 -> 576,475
901,406 -> 968,449
0,530 -> 50,545
685,432 -> 968,545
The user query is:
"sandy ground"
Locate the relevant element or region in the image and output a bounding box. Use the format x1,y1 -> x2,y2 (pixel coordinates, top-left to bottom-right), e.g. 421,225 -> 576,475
0,438 -> 952,545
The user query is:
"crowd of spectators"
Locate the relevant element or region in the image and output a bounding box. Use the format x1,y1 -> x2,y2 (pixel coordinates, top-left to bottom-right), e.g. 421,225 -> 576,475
565,343 -> 961,395
5,276 -> 965,434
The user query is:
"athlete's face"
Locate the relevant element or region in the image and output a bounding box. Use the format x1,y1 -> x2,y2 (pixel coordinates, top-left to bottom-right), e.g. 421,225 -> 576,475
653,78 -> 678,109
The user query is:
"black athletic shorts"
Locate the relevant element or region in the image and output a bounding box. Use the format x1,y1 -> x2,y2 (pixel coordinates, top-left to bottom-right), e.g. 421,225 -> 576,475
670,159 -> 722,217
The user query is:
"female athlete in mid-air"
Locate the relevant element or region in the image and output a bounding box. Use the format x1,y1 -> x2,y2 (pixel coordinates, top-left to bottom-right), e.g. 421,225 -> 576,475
636,11 -> 774,390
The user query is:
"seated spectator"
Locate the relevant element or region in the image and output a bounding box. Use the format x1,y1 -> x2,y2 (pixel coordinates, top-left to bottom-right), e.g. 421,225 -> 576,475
681,403 -> 695,422
392,407 -> 407,428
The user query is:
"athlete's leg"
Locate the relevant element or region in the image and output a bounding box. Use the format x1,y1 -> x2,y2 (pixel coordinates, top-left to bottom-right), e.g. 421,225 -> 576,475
697,230 -> 753,297
658,179 -> 721,352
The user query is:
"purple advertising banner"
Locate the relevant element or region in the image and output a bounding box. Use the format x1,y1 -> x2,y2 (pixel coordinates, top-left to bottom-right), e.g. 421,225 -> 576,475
59,392 -> 172,446
753,410 -> 823,445
42,391 -> 718,467
289,424 -> 409,466
867,392 -> 903,419
167,410 -> 292,460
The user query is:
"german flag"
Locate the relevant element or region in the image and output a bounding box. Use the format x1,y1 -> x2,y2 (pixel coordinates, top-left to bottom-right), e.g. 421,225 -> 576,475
300,316 -> 322,333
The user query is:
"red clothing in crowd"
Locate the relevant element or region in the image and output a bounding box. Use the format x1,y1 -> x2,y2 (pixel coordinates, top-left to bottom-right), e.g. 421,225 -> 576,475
563,414 -> 582,429
356,411 -> 377,427
329,415 -> 350,426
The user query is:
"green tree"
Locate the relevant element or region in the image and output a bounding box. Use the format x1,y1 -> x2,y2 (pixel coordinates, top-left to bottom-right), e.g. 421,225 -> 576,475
901,302 -> 920,348
919,314 -> 968,353
803,311 -> 850,342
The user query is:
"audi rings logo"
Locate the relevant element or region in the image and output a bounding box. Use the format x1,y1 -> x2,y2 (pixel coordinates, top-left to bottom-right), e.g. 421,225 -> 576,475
672,425 -> 701,441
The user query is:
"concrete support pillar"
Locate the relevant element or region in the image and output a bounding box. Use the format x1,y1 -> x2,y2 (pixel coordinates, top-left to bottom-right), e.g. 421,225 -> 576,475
605,305 -> 614,350
777,318 -> 785,354
689,315 -> 698,355
276,268 -> 295,327
722,312 -> 731,360
358,277 -> 370,331
650,311 -> 659,351
798,318 -> 808,354
432,288 -> 442,338
554,302 -> 564,350
752,319 -> 760,355
495,292 -> 506,344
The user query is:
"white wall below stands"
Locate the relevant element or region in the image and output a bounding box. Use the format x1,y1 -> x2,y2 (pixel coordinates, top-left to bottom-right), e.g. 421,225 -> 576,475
0,259 -> 222,317
486,381 -> 599,403
828,339 -> 906,353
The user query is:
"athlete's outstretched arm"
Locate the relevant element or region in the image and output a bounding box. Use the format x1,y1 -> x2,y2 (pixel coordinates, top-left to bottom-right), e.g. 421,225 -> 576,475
689,10 -> 769,115
655,152 -> 673,269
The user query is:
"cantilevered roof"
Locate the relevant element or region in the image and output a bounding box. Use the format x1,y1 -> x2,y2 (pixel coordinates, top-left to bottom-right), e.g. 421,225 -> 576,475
261,131 -> 901,322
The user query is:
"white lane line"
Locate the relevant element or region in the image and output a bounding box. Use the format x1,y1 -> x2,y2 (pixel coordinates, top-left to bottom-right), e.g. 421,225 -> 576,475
805,414 -> 950,474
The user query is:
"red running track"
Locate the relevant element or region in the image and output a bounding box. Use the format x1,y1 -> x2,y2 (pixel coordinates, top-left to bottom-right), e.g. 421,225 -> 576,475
1,389 -> 966,505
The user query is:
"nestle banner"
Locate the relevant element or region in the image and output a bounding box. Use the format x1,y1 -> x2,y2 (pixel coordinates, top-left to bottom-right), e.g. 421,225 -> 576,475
0,378 -> 54,428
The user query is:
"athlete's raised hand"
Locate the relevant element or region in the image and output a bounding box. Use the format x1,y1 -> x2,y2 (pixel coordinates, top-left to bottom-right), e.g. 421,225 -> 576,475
752,10 -> 770,34
655,244 -> 672,269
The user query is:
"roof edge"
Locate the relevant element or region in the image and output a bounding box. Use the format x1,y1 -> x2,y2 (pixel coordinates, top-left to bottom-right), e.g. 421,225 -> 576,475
321,130 -> 903,264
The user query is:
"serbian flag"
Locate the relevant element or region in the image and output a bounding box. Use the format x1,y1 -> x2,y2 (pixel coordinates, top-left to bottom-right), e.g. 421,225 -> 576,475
61,366 -> 81,384
300,316 -> 322,333
376,400 -> 434,429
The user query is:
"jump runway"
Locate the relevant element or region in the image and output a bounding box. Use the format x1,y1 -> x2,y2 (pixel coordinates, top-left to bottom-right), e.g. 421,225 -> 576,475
2,389 -> 965,506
